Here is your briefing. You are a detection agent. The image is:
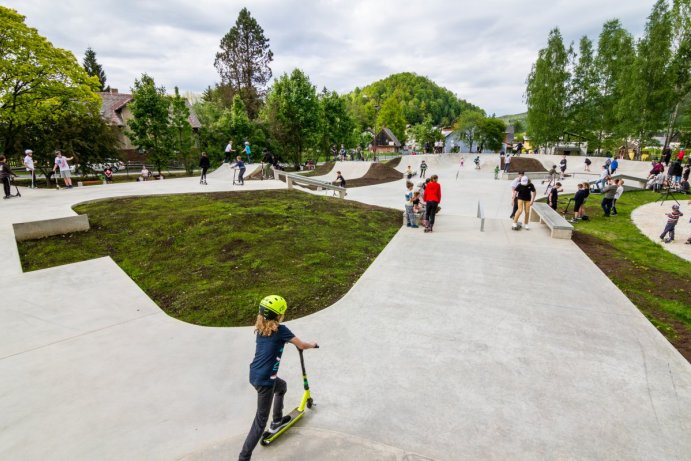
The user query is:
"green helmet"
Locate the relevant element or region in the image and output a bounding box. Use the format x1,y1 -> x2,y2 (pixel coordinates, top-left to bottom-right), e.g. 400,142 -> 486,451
259,295 -> 287,320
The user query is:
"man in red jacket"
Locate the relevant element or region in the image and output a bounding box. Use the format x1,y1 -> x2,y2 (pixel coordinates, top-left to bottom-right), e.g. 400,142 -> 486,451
423,174 -> 441,233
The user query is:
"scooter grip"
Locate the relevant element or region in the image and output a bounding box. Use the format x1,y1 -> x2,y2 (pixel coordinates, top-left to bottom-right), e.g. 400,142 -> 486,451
314,344 -> 320,349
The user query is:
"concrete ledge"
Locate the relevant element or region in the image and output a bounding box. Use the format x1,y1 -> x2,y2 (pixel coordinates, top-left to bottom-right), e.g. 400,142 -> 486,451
530,203 -> 573,239
13,215 -> 90,241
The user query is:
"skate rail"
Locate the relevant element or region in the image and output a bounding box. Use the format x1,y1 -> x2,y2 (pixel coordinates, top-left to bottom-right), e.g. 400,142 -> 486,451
274,170 -> 347,199
477,200 -> 485,232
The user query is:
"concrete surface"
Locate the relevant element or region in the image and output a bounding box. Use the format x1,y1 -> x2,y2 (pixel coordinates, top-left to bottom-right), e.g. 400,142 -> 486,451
13,214 -> 90,241
1,154 -> 690,461
632,199 -> 691,262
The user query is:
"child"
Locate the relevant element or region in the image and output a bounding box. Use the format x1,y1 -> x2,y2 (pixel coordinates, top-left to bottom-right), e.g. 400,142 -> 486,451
548,182 -> 562,210
0,155 -> 18,199
404,181 -> 418,228
494,165 -> 500,180
412,191 -> 422,214
474,156 -> 480,169
335,171 -> 346,188
660,204 -> 683,243
238,295 -> 318,461
419,160 -> 428,178
460,156 -> 465,168
231,156 -> 246,185
612,179 -> 624,215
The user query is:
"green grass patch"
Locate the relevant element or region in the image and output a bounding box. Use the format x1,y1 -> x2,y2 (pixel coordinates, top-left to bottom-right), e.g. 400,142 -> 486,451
18,190 -> 401,327
563,190 -> 691,360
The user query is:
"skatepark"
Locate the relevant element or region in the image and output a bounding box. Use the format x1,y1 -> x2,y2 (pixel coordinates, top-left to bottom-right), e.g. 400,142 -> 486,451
1,154 -> 690,460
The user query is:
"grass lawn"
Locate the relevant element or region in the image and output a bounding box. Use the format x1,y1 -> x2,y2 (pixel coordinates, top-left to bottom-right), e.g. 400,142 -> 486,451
18,190 -> 401,327
558,190 -> 691,361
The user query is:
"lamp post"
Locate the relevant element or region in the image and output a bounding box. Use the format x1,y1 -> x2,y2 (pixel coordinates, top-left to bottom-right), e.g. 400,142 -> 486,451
373,103 -> 380,161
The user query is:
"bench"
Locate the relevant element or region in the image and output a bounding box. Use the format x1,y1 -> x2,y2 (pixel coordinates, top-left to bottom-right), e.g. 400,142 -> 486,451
530,202 -> 573,239
274,170 -> 347,199
611,173 -> 647,189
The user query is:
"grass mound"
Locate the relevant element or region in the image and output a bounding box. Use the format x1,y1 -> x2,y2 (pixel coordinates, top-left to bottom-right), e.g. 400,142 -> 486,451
18,190 -> 402,327
562,190 -> 691,361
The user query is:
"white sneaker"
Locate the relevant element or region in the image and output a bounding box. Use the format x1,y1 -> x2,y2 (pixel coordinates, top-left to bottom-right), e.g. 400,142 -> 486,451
524,225 -> 530,230
511,223 -> 518,229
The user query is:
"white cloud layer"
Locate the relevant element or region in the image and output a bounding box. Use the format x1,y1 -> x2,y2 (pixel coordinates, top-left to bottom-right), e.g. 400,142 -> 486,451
5,0 -> 653,115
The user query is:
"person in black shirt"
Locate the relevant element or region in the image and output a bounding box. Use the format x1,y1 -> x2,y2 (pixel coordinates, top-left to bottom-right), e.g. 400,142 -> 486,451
199,152 -> 210,185
548,182 -> 562,210
512,176 -> 536,230
335,170 -> 346,188
261,150 -> 274,179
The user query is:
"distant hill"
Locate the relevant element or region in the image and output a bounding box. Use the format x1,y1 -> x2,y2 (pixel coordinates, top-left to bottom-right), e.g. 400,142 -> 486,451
346,72 -> 483,129
497,112 -> 527,126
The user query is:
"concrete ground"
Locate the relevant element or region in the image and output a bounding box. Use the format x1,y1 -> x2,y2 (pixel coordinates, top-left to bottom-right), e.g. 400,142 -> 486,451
632,199 -> 691,263
1,154 -> 690,461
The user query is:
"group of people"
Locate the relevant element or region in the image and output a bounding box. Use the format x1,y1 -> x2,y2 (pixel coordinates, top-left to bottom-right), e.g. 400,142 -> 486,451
404,174 -> 441,233
645,159 -> 690,193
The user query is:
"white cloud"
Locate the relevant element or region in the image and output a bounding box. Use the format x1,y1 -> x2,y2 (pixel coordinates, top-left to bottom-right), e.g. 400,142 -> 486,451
4,0 -> 652,115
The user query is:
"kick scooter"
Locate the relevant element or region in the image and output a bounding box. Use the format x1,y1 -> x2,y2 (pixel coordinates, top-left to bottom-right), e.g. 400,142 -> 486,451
260,345 -> 319,446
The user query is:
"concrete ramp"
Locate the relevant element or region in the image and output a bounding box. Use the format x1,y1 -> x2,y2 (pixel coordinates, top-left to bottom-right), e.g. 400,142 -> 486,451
207,163 -> 261,180
306,161 -> 372,181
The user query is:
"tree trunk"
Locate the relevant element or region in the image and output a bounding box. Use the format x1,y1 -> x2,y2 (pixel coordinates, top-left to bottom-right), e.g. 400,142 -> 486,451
664,101 -> 680,148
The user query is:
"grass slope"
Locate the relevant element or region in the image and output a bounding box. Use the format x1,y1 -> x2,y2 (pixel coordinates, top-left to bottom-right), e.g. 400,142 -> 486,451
18,190 -> 401,327
559,190 -> 691,360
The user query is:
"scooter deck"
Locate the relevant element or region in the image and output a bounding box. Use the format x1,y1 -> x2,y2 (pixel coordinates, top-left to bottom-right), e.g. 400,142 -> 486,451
260,408 -> 304,446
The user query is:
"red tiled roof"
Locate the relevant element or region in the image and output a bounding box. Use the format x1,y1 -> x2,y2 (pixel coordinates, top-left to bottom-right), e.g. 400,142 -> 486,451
97,92 -> 201,129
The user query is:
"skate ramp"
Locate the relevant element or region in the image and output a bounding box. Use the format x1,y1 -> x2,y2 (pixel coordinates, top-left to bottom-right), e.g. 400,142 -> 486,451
304,161 -> 372,181
207,163 -> 261,180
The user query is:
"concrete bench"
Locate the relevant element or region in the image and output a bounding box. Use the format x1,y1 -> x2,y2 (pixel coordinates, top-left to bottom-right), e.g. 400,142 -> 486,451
611,173 -> 647,189
530,202 -> 573,239
13,215 -> 90,241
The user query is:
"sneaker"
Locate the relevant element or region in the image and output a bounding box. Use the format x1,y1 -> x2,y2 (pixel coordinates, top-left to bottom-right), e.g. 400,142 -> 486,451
411,225 -> 419,228
511,223 -> 518,229
406,224 -> 412,227
269,415 -> 291,433
524,225 -> 530,230
424,227 -> 431,233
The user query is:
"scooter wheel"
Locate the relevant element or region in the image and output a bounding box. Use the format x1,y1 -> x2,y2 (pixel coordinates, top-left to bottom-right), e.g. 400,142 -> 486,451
260,439 -> 271,446
307,398 -> 313,409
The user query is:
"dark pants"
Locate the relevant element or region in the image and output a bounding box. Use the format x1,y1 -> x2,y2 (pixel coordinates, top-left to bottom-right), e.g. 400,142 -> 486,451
200,167 -> 208,182
510,197 -> 518,218
425,201 -> 439,229
660,222 -> 677,241
238,168 -> 246,184
239,378 -> 287,461
601,197 -> 614,216
420,169 -> 426,178
612,199 -> 618,214
2,177 -> 10,197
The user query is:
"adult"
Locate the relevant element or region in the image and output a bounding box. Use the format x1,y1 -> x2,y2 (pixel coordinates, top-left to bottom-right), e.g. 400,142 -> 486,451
199,151 -> 210,185
261,150 -> 274,180
509,171 -> 524,219
422,174 -> 441,233
677,148 -> 686,162
0,155 -> 18,199
600,178 -> 617,217
23,149 -> 36,188
662,146 -> 672,166
515,141 -> 523,155
232,156 -> 246,185
609,158 -> 619,175
419,160 -> 428,178
499,151 -> 505,171
559,155 -> 567,180
504,153 -> 512,172
244,141 -> 251,163
669,160 -> 683,185
224,140 -> 234,163
52,150 -> 74,188
512,176 -> 536,230
103,167 -> 114,183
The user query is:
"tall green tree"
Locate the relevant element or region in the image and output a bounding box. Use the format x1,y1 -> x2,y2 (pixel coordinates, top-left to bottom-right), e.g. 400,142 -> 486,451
262,69 -> 320,168
229,95 -> 253,149
567,36 -> 600,147
455,111 -> 485,152
0,6 -> 100,155
170,86 -> 194,174
526,28 -> 571,148
477,117 -> 507,152
409,115 -> 440,152
594,20 -> 635,151
318,88 -> 355,159
665,0 -> 691,145
376,94 -> 407,144
126,74 -> 172,174
214,8 -> 273,118
82,47 -> 107,91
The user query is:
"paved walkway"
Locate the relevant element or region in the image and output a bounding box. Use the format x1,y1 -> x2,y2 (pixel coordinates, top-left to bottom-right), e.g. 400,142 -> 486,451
1,155 -> 690,460
632,199 -> 691,263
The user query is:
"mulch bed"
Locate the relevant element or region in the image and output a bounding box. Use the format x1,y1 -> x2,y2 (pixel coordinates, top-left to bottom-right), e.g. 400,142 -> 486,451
508,157 -> 547,173
347,163 -> 403,187
383,157 -> 402,168
573,232 -> 691,362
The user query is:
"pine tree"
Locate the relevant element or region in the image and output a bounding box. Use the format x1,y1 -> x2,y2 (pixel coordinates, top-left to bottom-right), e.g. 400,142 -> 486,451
214,8 -> 273,118
82,47 -> 107,91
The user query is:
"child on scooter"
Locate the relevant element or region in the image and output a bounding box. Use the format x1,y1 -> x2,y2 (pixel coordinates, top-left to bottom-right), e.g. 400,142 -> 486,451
238,295 -> 318,461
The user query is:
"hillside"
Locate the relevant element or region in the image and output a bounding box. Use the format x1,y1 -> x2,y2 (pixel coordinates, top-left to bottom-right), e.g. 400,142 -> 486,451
346,72 -> 483,130
497,112 -> 527,126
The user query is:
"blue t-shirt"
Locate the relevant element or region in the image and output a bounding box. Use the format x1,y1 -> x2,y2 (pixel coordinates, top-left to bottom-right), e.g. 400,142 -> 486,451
235,160 -> 245,169
249,324 -> 295,386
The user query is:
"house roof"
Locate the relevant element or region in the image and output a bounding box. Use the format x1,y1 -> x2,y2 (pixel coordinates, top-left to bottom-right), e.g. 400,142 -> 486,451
376,127 -> 401,147
98,92 -> 202,129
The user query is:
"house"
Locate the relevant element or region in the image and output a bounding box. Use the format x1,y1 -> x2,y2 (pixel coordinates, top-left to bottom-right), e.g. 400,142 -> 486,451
373,127 -> 401,153
99,89 -> 201,159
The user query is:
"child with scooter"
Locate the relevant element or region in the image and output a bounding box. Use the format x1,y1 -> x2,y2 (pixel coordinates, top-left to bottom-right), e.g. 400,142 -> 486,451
238,295 -> 318,461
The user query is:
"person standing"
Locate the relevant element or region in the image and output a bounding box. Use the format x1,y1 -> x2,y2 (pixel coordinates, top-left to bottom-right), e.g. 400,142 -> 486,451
231,156 -> 246,185
199,152 -> 210,185
237,295 -> 318,461
404,181 -> 418,228
584,157 -> 591,172
52,150 -> 74,188
660,204 -> 683,243
419,160 -> 428,178
504,153 -> 512,172
499,151 -> 505,171
662,146 -> 672,166
547,182 -> 563,210
609,158 -> 619,175
512,176 -> 536,230
0,155 -> 18,199
509,171 -> 524,219
600,178 -> 617,217
612,179 -> 624,216
559,155 -> 567,180
261,150 -> 274,180
244,141 -> 252,163
224,140 -> 234,163
423,174 -> 441,233
23,149 -> 36,188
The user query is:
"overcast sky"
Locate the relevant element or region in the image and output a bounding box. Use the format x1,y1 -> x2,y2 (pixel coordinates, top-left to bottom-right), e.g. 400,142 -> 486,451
6,0 -> 654,116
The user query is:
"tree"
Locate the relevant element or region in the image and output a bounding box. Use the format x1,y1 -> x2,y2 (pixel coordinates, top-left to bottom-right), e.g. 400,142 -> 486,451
526,28 -> 571,149
170,87 -> 194,175
318,89 -> 355,159
376,94 -> 407,144
214,8 -> 273,118
82,47 -> 107,91
229,95 -> 253,149
567,36 -> 600,148
455,111 -> 485,152
409,115 -> 440,151
262,69 -> 320,168
126,74 -> 172,174
0,6 -> 100,155
477,117 -> 507,152
664,0 -> 691,145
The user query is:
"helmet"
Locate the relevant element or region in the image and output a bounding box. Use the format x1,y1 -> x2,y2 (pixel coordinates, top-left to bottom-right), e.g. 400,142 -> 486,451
672,204 -> 680,210
25,149 -> 33,154
259,295 -> 287,319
